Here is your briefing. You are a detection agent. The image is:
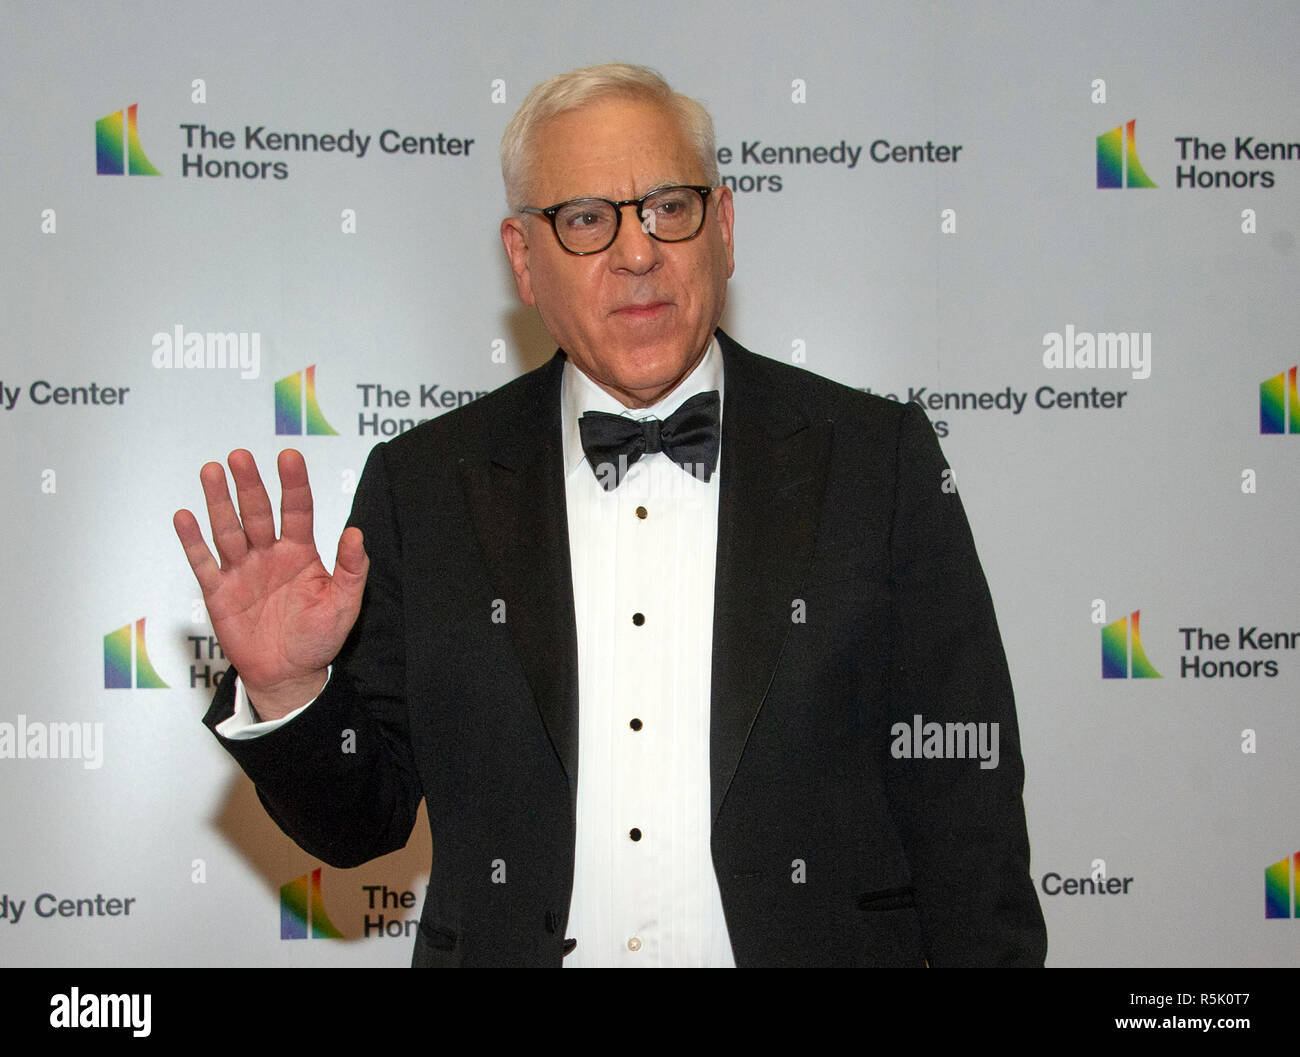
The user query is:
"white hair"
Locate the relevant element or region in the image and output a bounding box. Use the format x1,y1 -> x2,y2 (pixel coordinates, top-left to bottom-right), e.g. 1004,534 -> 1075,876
500,62 -> 719,209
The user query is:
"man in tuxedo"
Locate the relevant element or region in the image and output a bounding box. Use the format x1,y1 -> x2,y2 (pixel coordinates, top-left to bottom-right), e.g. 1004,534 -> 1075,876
176,63 -> 1046,966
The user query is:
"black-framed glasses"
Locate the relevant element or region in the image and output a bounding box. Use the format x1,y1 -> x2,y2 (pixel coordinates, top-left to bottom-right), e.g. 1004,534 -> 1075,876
521,185 -> 713,255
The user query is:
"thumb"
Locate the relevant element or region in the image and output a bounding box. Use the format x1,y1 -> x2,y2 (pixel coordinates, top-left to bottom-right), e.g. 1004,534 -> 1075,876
332,526 -> 370,600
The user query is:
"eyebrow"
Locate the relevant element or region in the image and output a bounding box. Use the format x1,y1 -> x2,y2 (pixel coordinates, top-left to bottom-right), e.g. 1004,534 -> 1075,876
556,180 -> 684,202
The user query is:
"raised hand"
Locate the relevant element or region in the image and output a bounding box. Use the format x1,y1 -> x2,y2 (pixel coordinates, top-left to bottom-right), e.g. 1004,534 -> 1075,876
173,449 -> 369,720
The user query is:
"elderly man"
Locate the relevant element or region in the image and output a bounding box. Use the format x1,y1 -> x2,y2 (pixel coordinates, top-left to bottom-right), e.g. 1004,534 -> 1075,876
176,63 -> 1046,967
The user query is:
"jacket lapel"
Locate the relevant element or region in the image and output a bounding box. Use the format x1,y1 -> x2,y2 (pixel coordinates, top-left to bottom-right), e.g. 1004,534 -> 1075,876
459,352 -> 580,795
710,330 -> 832,824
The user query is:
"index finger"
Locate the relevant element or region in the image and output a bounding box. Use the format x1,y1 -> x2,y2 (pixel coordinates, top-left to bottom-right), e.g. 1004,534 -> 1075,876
276,449 -> 316,547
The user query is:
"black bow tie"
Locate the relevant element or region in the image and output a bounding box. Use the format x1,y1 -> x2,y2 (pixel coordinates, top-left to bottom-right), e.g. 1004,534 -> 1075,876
579,390 -> 721,491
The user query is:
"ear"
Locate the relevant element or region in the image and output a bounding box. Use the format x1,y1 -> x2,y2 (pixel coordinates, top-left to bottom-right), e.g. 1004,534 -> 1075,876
713,185 -> 736,279
500,216 -> 536,306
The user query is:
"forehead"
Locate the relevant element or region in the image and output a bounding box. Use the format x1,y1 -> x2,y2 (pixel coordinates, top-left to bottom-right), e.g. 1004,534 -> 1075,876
529,95 -> 703,201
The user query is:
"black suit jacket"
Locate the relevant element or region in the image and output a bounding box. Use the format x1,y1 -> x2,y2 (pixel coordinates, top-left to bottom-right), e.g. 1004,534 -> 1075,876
205,329 -> 1047,966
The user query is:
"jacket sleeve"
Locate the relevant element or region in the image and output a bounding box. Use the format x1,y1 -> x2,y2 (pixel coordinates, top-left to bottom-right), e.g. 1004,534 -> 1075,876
881,401 -> 1048,966
202,442 -> 424,868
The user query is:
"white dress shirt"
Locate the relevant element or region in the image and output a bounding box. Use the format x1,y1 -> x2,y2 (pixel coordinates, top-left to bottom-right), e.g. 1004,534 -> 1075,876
560,336 -> 733,967
219,337 -> 735,967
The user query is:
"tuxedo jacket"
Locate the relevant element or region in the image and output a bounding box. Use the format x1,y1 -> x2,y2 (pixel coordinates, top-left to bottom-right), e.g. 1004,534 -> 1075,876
206,329 -> 1047,967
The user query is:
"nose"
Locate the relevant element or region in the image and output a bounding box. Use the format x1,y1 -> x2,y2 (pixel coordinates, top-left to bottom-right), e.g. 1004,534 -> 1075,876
605,202 -> 660,273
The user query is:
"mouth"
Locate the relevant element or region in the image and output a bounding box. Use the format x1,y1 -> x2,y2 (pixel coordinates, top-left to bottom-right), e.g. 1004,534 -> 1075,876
611,301 -> 672,319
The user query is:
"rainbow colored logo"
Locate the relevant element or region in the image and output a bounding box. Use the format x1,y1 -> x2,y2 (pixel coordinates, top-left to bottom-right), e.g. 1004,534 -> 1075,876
103,617 -> 169,689
1101,609 -> 1162,679
1265,851 -> 1300,918
1097,119 -> 1157,189
281,867 -> 344,939
1260,366 -> 1300,434
95,103 -> 161,176
275,366 -> 339,436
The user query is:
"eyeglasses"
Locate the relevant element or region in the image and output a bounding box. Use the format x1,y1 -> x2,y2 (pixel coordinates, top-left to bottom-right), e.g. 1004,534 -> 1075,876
520,185 -> 713,255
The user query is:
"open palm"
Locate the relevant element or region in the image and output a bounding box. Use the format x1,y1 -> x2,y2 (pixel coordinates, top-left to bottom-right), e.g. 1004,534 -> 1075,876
173,449 -> 369,719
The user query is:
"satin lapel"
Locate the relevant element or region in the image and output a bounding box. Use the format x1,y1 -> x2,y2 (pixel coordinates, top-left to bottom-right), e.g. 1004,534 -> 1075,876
710,331 -> 833,825
458,352 -> 580,793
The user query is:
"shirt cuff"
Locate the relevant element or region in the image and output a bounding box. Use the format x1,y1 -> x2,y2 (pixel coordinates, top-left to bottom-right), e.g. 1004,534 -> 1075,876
215,669 -> 331,740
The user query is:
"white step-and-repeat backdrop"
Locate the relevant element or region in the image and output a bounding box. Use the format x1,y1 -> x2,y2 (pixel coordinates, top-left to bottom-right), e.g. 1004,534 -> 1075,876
2,0 -> 1297,966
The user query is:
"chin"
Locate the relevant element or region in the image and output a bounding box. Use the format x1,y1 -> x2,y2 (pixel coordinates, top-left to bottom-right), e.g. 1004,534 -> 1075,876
618,346 -> 694,382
